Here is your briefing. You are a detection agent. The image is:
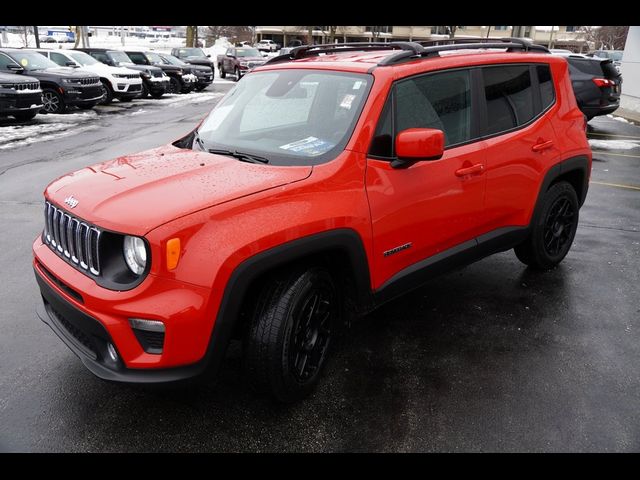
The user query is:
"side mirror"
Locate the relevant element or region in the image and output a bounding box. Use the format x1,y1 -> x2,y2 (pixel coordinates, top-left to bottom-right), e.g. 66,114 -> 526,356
226,53 -> 235,58
66,61 -> 78,67
207,54 -> 211,58
7,63 -> 24,73
392,128 -> 445,169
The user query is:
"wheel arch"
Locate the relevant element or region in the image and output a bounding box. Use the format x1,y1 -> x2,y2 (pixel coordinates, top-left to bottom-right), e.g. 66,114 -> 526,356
199,228 -> 373,379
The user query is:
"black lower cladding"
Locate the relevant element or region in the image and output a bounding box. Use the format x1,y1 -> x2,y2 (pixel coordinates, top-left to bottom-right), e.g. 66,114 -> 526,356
34,267 -> 206,384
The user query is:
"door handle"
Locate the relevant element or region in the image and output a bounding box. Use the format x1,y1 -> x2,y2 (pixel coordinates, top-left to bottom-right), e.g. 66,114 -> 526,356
532,140 -> 554,152
455,164 -> 484,177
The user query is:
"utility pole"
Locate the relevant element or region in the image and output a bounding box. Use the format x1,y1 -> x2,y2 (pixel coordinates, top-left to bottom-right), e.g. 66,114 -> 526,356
549,26 -> 555,49
34,26 -> 40,47
486,26 -> 492,39
121,26 -> 126,46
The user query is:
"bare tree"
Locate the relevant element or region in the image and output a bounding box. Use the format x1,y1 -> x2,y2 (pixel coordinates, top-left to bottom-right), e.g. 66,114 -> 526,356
206,26 -> 253,46
327,26 -> 338,44
20,26 -> 31,47
580,26 -> 629,50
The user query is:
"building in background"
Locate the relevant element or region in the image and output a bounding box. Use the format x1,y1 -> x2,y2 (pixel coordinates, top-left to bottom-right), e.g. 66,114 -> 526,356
254,26 -> 588,51
620,26 -> 640,119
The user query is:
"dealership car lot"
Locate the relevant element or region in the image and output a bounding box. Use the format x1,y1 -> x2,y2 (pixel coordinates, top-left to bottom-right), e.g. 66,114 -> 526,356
0,83 -> 639,451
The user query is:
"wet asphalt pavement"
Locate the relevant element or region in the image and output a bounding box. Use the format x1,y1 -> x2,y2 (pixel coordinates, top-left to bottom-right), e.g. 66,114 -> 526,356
0,90 -> 639,452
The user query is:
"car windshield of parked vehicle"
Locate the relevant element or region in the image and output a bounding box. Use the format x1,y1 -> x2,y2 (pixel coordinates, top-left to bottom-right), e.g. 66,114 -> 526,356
608,51 -> 623,61
68,51 -> 100,66
195,70 -> 372,166
8,51 -> 58,71
236,48 -> 262,58
145,52 -> 164,64
108,51 -> 135,65
179,48 -> 206,57
160,54 -> 185,66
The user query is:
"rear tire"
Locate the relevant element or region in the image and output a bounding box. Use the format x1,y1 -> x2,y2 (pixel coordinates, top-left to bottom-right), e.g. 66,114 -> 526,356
514,181 -> 579,270
243,267 -> 339,403
100,80 -> 113,104
150,90 -> 164,99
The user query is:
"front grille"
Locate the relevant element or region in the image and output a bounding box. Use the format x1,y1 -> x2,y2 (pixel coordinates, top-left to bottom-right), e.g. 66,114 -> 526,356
124,74 -> 139,79
79,77 -> 100,86
43,201 -> 101,276
8,82 -> 40,91
248,62 -> 264,69
15,92 -> 43,108
128,84 -> 142,92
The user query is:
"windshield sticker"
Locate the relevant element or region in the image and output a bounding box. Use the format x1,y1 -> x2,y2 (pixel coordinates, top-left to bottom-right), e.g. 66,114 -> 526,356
20,58 -> 29,67
279,136 -> 335,156
352,81 -> 363,90
340,94 -> 356,110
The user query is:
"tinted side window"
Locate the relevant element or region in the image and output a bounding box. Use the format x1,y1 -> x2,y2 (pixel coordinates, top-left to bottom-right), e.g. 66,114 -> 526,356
568,58 -> 603,76
127,52 -> 147,64
92,52 -> 110,63
536,64 -> 555,110
369,94 -> 393,158
483,65 -> 535,135
396,69 -> 472,146
50,52 -> 69,66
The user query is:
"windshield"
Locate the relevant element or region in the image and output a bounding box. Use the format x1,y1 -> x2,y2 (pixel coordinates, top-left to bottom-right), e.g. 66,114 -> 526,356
68,51 -> 99,66
160,54 -> 185,66
179,48 -> 205,57
108,51 -> 134,65
236,48 -> 261,57
145,52 -> 164,64
609,51 -> 623,61
196,70 -> 372,166
9,51 -> 58,70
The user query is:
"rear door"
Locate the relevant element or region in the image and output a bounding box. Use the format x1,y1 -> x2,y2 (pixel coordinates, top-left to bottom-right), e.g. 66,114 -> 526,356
478,63 -> 560,232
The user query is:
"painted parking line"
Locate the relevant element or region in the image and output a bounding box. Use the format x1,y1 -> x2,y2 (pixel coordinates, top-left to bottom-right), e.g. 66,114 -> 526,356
591,150 -> 640,159
591,181 -> 640,191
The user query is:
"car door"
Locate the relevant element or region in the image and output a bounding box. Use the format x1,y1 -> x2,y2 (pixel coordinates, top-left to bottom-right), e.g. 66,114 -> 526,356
224,48 -> 235,72
365,68 -> 487,289
478,64 -> 560,232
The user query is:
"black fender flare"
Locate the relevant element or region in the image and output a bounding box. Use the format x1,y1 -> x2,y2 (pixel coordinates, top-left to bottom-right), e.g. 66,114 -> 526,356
531,155 -> 590,224
199,228 -> 373,380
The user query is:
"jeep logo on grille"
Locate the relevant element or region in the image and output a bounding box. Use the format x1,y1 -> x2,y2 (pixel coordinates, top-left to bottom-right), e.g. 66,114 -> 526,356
64,196 -> 79,208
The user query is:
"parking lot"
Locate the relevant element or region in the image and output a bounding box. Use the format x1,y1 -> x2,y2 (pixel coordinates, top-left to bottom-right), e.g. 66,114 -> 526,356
0,85 -> 638,452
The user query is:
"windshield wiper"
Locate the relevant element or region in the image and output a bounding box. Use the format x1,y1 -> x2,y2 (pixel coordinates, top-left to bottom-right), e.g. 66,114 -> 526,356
208,148 -> 270,164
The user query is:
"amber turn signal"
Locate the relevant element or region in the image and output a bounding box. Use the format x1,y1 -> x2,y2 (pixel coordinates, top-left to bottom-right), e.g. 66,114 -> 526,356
166,238 -> 181,270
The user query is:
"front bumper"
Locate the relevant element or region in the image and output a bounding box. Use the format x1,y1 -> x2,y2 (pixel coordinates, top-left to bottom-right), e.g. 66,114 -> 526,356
62,84 -> 105,106
113,78 -> 143,98
145,77 -> 170,93
33,237 -> 217,383
0,91 -> 43,114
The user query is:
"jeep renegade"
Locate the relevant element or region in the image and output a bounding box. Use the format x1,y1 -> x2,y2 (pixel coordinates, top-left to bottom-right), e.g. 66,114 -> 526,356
33,40 -> 591,402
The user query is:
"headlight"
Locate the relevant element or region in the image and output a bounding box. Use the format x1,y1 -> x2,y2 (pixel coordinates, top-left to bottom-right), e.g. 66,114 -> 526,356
123,235 -> 147,275
61,78 -> 78,84
0,83 -> 14,90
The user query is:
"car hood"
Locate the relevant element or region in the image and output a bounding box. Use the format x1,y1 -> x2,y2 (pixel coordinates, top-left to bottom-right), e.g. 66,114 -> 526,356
84,63 -> 140,76
44,144 -> 313,236
30,67 -> 95,78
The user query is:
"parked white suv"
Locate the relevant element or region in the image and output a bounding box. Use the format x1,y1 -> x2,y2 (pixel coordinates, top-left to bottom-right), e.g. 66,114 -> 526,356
38,49 -> 143,103
255,40 -> 279,52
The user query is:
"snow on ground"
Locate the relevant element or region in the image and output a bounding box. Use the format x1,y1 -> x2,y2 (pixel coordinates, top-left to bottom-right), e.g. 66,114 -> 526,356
0,124 -> 98,150
588,139 -> 640,150
606,114 -> 630,124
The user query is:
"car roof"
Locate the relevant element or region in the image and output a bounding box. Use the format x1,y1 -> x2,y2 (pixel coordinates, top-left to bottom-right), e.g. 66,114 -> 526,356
257,48 -> 559,75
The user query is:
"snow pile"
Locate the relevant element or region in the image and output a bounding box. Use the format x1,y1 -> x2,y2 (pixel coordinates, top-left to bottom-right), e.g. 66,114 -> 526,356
588,139 -> 640,150
606,114 -> 630,124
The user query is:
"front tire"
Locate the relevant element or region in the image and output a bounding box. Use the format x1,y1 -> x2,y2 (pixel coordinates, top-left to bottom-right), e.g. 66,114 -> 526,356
100,80 -> 113,104
168,77 -> 181,94
41,89 -> 66,114
218,64 -> 226,79
243,267 -> 338,403
234,67 -> 241,82
514,181 -> 579,270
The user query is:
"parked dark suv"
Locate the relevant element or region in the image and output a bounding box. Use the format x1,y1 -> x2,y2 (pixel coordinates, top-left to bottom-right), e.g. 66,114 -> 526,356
0,71 -> 43,121
158,52 -> 213,91
554,53 -> 622,120
124,50 -> 196,94
170,47 -> 215,70
0,48 -> 103,114
75,48 -> 169,99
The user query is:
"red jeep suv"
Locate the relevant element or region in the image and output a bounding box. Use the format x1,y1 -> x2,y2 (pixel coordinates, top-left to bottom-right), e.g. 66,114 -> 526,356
33,39 -> 591,402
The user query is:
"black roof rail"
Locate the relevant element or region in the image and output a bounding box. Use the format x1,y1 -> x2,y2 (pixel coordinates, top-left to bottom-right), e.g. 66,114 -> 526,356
264,41 -> 425,65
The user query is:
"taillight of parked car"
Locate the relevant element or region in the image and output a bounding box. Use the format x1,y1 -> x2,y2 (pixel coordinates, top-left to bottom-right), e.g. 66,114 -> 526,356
592,78 -> 615,88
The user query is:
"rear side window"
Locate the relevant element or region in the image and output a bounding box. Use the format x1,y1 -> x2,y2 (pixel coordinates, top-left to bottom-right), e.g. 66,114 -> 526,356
395,69 -> 472,147
483,65 -> 535,135
536,64 -> 555,110
127,52 -> 147,64
568,58 -> 603,76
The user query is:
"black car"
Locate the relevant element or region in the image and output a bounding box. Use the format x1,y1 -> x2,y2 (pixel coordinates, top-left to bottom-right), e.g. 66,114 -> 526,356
75,48 -> 169,99
158,52 -> 213,91
0,49 -> 103,114
556,53 -> 622,120
170,47 -> 215,71
0,71 -> 43,121
124,50 -> 195,94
